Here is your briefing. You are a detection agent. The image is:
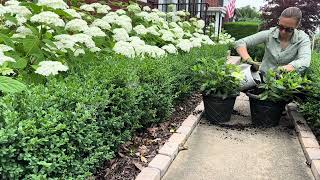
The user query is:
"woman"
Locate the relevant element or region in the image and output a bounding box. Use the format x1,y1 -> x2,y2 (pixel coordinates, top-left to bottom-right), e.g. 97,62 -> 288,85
235,7 -> 311,74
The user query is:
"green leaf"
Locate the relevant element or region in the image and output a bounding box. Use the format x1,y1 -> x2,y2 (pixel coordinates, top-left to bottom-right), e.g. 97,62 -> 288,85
0,76 -> 26,93
23,37 -> 41,55
25,24 -> 39,36
11,57 -> 28,69
0,33 -> 15,47
4,14 -> 17,24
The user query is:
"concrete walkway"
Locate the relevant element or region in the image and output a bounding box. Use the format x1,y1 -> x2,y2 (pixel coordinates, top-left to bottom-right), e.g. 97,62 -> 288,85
163,93 -> 314,180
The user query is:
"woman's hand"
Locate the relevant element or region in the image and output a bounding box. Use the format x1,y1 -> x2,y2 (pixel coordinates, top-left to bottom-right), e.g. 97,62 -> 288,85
280,64 -> 295,72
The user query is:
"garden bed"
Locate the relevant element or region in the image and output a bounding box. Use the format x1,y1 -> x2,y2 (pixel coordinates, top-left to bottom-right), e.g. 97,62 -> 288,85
95,93 -> 202,180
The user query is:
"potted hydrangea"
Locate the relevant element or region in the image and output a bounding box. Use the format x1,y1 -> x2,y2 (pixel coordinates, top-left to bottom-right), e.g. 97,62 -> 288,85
246,70 -> 312,127
192,57 -> 243,123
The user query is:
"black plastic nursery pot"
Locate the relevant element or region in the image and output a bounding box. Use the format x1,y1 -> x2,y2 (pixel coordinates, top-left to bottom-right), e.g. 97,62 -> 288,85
246,91 -> 287,127
203,94 -> 237,123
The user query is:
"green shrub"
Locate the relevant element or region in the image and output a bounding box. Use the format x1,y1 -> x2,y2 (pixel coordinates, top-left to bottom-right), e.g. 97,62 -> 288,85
0,45 -> 228,179
300,52 -> 320,128
224,22 -> 264,61
223,22 -> 260,40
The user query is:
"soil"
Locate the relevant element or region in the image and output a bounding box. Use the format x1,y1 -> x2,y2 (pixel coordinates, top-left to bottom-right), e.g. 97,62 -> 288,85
94,93 -> 202,180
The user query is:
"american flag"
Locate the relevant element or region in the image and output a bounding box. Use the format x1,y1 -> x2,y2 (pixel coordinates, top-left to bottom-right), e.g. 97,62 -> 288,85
226,0 -> 236,18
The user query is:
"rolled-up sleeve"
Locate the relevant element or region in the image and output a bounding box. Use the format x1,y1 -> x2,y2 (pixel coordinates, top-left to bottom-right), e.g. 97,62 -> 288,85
289,35 -> 311,73
235,30 -> 270,49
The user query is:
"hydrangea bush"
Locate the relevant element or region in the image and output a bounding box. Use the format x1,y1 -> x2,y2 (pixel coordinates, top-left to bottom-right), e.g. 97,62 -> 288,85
0,0 -> 216,89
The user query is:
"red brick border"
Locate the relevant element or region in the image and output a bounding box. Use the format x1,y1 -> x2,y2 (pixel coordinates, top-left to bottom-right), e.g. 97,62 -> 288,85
287,103 -> 320,180
135,101 -> 204,180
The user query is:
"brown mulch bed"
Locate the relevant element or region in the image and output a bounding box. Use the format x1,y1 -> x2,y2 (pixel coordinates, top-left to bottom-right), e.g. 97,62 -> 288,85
95,93 -> 202,180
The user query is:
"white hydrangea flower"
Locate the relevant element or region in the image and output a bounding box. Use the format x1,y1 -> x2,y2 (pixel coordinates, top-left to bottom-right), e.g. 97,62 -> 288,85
161,44 -> 177,54
0,5 -> 6,16
112,28 -> 130,42
54,34 -> 76,51
195,19 -> 205,29
113,41 -> 135,58
5,0 -> 19,6
143,6 -> 151,11
147,26 -> 160,36
145,12 -> 161,23
12,26 -> 33,38
16,15 -> 27,26
156,11 -> 166,18
65,19 -> 88,32
160,30 -> 175,42
72,33 -> 96,48
152,8 -> 159,12
176,39 -> 193,52
172,26 -> 184,39
35,61 -> 68,76
4,20 -> 15,27
167,12 -> 174,17
184,32 -> 192,38
91,19 -> 111,30
74,48 -> 85,57
190,37 -> 202,48
64,9 -> 82,18
37,0 -> 68,10
115,15 -> 132,32
80,4 -> 95,12
176,11 -> 186,17
144,45 -> 166,58
133,25 -> 148,35
0,52 -> 15,65
130,37 -> 145,48
90,47 -> 101,52
201,35 -> 215,45
0,44 -> 14,52
116,9 -> 126,15
31,11 -> 65,27
127,3 -> 141,13
169,22 -> 179,28
136,11 -> 149,19
102,12 -> 119,24
96,5 -> 111,14
4,5 -> 32,17
83,26 -> 106,37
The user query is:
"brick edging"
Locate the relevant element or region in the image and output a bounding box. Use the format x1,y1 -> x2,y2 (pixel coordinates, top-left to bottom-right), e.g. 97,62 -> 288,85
135,101 -> 204,180
286,103 -> 320,180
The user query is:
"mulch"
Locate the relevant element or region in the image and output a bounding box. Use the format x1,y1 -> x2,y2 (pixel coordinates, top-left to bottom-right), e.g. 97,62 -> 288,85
94,93 -> 202,180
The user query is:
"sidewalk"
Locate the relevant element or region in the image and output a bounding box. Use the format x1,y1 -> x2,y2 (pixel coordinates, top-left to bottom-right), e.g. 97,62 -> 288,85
163,93 -> 314,180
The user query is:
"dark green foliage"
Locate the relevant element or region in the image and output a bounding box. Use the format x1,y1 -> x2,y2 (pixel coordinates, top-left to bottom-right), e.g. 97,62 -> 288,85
258,70 -> 312,102
300,52 -> 320,127
223,22 -> 260,40
0,45 -> 228,179
192,57 -> 242,99
224,22 -> 264,61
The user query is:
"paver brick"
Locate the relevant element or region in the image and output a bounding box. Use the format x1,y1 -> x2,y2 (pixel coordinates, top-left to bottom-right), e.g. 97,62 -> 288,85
158,142 -> 179,160
176,126 -> 192,137
135,167 -> 160,180
305,148 -> 320,163
181,115 -> 199,129
299,130 -> 317,139
168,133 -> 187,147
148,154 -> 172,177
312,160 -> 320,180
300,137 -> 320,149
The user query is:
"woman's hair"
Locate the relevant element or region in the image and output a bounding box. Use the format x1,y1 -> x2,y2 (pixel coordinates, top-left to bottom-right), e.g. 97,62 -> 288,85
280,7 -> 302,24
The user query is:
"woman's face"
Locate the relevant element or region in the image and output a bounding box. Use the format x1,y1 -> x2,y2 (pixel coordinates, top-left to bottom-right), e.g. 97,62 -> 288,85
278,17 -> 299,38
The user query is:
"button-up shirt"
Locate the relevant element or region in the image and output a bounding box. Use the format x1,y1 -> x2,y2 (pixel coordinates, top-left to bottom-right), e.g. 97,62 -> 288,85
235,27 -> 311,73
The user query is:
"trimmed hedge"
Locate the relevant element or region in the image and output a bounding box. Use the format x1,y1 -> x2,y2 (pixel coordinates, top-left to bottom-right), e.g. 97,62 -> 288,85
0,45 -> 228,179
223,22 -> 260,40
224,22 -> 264,61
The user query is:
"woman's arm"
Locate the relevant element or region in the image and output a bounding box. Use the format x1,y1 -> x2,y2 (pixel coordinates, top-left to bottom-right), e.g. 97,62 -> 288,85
287,35 -> 311,73
235,30 -> 270,61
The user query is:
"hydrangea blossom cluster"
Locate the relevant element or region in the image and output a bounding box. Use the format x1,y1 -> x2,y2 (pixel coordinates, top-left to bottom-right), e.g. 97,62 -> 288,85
0,44 -> 15,65
35,61 -> 68,76
0,1 -> 219,77
212,32 -> 236,45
